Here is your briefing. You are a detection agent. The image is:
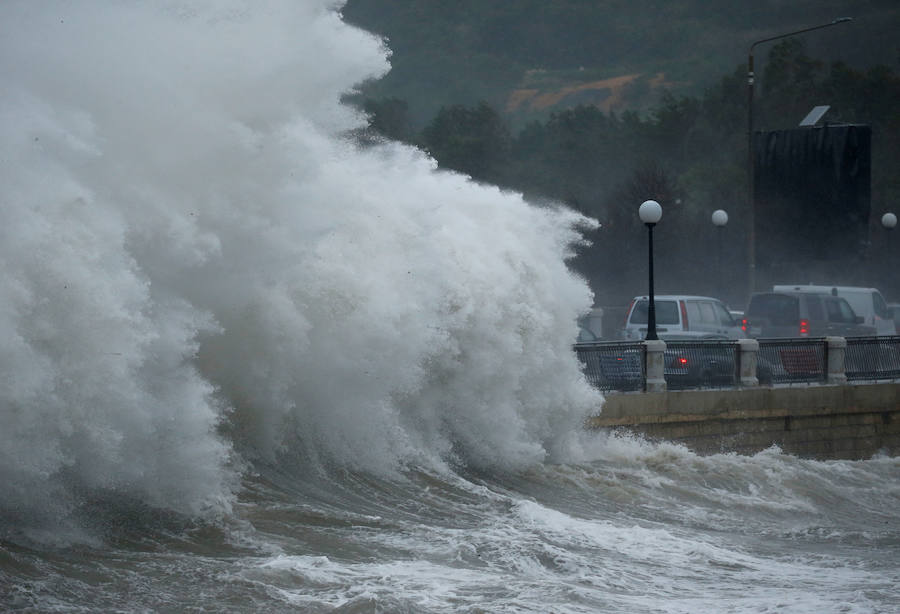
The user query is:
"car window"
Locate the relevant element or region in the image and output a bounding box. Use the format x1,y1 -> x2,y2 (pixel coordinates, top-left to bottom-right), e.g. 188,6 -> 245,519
576,316 -> 599,342
824,298 -> 842,322
805,296 -> 824,321
839,293 -> 867,319
698,301 -> 717,325
713,301 -> 735,326
838,298 -> 857,322
873,291 -> 889,318
577,327 -> 597,342
825,297 -> 856,323
629,300 -> 680,325
748,294 -> 798,326
686,301 -> 702,326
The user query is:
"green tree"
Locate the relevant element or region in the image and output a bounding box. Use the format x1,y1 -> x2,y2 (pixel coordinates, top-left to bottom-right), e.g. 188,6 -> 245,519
363,97 -> 415,143
420,102 -> 511,183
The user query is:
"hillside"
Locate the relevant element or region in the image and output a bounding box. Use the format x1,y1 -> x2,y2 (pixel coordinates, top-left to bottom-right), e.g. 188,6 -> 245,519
341,0 -> 900,128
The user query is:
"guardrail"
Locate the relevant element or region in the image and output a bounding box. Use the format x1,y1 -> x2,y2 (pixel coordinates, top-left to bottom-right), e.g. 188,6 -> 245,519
575,336 -> 900,392
758,338 -> 826,385
574,341 -> 644,392
662,340 -> 737,391
846,336 -> 900,381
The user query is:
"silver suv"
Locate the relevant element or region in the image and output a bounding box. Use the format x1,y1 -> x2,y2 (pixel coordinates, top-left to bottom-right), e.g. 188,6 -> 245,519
744,291 -> 876,338
620,295 -> 746,341
772,285 -> 896,335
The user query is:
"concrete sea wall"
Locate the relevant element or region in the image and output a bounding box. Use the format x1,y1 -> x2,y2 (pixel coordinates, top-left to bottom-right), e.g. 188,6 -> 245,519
587,382 -> 900,459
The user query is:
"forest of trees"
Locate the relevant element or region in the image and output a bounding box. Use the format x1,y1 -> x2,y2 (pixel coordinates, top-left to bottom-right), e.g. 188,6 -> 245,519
343,0 -> 900,129
359,39 -> 900,312
341,2 -> 900,314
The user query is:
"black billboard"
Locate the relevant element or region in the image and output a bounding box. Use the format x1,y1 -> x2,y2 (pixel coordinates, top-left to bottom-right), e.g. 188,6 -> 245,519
754,124 -> 871,265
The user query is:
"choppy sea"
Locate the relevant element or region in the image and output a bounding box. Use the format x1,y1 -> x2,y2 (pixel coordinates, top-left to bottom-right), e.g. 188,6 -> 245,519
1,2 -> 898,612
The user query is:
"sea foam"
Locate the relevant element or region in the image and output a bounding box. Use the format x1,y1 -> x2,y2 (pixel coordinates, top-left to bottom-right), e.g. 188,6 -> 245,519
0,0 -> 600,531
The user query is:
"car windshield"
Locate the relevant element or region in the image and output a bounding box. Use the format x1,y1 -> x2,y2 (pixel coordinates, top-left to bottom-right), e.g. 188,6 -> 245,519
748,294 -> 799,326
629,299 -> 680,325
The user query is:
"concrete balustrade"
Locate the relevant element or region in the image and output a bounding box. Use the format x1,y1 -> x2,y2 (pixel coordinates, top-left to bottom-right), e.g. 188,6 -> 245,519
826,336 -> 848,384
584,335 -> 900,460
643,339 -> 667,392
574,334 -> 900,393
645,336 -> 851,389
737,338 -> 760,387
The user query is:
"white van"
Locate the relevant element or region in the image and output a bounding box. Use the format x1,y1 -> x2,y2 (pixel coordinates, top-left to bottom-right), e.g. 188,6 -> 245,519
772,285 -> 897,335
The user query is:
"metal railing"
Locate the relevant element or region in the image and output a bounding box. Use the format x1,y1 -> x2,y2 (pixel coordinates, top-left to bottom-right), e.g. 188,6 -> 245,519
576,336 -> 900,392
845,336 -> 900,381
757,337 -> 827,385
664,340 -> 739,390
573,341 -> 644,392
574,339 -> 740,391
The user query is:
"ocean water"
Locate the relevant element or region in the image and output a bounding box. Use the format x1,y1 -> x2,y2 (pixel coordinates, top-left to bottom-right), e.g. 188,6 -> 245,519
1,2 -> 898,612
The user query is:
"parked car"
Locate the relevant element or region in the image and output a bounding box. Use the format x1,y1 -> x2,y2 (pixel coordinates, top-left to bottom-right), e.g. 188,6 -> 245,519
772,285 -> 897,335
575,341 -> 746,391
663,345 -> 734,389
576,307 -> 605,343
621,295 -> 746,341
744,291 -> 876,338
889,302 -> 900,331
574,345 -> 644,391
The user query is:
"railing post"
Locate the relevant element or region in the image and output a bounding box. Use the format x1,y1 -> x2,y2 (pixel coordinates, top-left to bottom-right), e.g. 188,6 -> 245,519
826,336 -> 847,384
737,338 -> 760,387
644,339 -> 667,392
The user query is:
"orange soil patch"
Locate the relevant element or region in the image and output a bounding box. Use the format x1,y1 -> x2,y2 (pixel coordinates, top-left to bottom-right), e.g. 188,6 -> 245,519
506,72 -> 668,113
506,88 -> 541,110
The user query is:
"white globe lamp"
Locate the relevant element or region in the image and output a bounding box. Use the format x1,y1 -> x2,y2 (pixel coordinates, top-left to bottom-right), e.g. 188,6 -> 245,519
639,200 -> 663,225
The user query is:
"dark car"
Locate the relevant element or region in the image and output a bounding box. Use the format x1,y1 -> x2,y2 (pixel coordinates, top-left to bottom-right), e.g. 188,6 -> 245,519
744,292 -> 877,338
663,345 -> 736,389
574,343 -> 643,391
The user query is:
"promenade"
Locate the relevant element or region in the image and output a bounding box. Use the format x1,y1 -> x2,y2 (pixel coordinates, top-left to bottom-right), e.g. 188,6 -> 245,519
579,337 -> 900,459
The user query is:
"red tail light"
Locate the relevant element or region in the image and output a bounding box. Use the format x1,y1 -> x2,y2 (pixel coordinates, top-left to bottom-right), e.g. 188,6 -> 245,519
800,319 -> 810,336
679,300 -> 688,330
741,318 -> 749,333
668,355 -> 689,369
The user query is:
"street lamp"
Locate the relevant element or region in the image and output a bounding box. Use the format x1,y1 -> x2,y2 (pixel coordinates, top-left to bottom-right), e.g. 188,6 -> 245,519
746,17 -> 853,300
639,200 -> 663,341
712,209 -> 728,295
882,212 -> 896,298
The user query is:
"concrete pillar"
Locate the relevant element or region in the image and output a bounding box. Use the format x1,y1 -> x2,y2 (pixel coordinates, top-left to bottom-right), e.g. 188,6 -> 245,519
644,339 -> 667,392
737,338 -> 760,387
826,336 -> 847,384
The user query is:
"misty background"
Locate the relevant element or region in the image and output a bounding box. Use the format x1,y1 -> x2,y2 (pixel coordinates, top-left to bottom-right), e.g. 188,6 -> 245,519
340,0 -> 900,327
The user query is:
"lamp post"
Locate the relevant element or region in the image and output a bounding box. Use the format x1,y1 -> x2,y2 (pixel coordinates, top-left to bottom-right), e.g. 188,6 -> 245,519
883,212 -> 897,296
712,209 -> 728,296
639,200 -> 663,340
746,17 -> 853,300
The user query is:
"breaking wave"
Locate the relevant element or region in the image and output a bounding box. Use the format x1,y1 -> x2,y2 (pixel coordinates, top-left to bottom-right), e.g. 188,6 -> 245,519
0,0 -> 601,535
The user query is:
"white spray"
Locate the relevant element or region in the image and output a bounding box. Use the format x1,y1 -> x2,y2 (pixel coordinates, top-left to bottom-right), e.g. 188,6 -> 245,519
0,0 -> 601,528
